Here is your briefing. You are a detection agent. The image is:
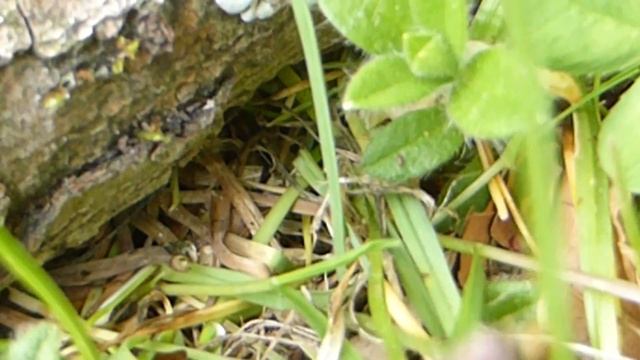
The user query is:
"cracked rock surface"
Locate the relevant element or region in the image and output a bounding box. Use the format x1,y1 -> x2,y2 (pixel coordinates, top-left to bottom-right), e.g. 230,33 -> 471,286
1,0 -> 149,65
0,0 -> 338,261
0,0 -> 30,65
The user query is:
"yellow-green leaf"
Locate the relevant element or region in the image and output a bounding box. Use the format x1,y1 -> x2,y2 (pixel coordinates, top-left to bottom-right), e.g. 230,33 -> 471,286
403,31 -> 458,80
318,0 -> 412,54
448,47 -> 549,139
408,0 -> 468,58
504,0 -> 640,74
597,78 -> 640,193
344,55 -> 447,110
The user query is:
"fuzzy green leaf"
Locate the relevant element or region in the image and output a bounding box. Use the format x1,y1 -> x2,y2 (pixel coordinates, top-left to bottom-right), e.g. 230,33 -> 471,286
362,108 -> 464,182
408,0 -> 468,58
318,0 -> 467,58
503,0 -> 640,74
344,55 -> 447,110
597,78 -> 640,193
9,323 -> 62,360
403,31 -> 458,80
448,47 -> 549,139
318,0 -> 412,54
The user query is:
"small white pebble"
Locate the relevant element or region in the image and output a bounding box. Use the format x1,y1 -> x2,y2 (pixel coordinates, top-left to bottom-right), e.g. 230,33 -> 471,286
240,6 -> 257,22
255,1 -> 275,20
215,0 -> 253,15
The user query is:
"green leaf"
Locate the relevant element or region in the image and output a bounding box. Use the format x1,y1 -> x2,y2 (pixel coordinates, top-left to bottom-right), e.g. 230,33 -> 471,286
435,158 -> 491,234
469,0 -> 506,43
503,0 -> 640,74
318,0 -> 412,54
0,227 -> 99,360
344,55 -> 447,110
452,254 -> 486,339
9,323 -> 62,360
387,195 -> 461,335
107,344 -> 137,360
318,0 -> 467,58
391,247 -> 446,337
361,108 -> 464,182
597,78 -> 640,193
448,47 -> 549,139
409,0 -> 468,58
403,31 -> 458,80
484,280 -> 537,322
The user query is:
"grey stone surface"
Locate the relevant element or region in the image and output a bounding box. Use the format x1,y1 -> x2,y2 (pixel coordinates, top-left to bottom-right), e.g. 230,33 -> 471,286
0,0 -> 163,64
18,0 -> 150,58
0,0 -> 31,65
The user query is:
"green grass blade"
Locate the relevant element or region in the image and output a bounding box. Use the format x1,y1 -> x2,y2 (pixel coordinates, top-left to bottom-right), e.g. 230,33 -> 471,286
161,266 -> 295,310
135,341 -> 232,360
439,234 -> 640,304
522,130 -> 572,359
573,96 -> 619,352
280,287 -> 362,360
469,0 -> 505,42
390,246 -> 445,337
432,137 -> 520,226
0,227 -> 99,360
368,249 -> 404,359
354,193 -> 445,336
253,178 -> 306,246
484,279 -> 537,322
291,0 -> 346,273
387,194 -> 460,335
88,265 -> 158,325
162,239 -> 400,296
550,66 -> 640,128
293,149 -> 327,194
452,253 -> 485,339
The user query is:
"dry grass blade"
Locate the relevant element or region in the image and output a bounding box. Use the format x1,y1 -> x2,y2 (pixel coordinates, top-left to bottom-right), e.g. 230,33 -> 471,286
0,305 -> 41,330
270,70 -> 344,101
383,281 -> 430,340
249,191 -> 321,216
318,262 -> 359,360
476,141 -> 509,221
131,211 -> 179,245
224,233 -> 282,269
201,155 -> 265,236
117,300 -> 254,343
49,247 -> 171,286
210,193 -> 270,278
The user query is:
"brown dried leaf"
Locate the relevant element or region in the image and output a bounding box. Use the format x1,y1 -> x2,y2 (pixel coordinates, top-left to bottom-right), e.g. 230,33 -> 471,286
458,203 -> 494,285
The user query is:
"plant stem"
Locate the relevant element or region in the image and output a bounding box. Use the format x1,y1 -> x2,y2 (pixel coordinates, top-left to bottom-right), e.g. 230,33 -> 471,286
0,227 -> 99,360
291,0 -> 346,274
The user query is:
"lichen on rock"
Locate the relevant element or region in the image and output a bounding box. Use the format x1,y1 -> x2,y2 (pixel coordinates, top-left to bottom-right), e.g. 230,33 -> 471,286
0,0 -> 31,65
